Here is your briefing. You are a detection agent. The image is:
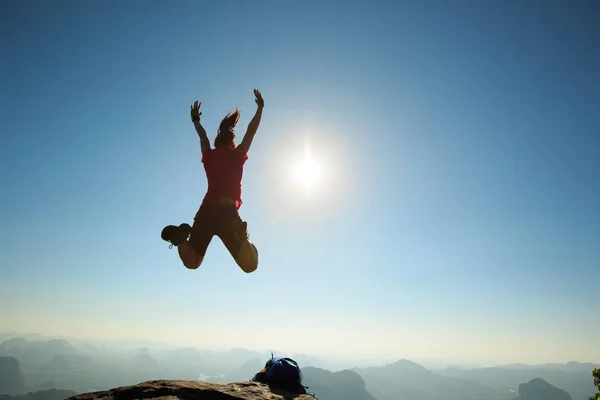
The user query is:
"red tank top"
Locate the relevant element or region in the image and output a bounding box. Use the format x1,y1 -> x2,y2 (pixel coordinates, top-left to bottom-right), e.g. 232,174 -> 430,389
201,144 -> 248,209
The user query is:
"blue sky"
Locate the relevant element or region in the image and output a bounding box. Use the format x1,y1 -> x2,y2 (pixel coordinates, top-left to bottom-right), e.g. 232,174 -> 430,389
1,0 -> 599,365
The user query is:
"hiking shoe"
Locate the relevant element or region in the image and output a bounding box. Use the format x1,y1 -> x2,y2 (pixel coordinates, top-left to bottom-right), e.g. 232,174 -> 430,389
161,223 -> 192,247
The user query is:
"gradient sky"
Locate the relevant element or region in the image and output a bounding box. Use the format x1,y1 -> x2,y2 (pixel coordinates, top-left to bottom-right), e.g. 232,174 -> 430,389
1,0 -> 599,365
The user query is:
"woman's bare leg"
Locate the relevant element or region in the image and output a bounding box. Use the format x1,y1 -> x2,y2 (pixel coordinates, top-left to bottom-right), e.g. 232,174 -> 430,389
234,239 -> 259,273
178,240 -> 204,270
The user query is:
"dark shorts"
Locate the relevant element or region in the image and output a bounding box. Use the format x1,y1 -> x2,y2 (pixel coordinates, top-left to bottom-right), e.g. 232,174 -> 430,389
188,202 -> 247,258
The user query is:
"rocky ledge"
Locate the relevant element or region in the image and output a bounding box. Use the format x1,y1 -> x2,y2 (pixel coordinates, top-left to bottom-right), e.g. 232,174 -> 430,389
67,380 -> 314,400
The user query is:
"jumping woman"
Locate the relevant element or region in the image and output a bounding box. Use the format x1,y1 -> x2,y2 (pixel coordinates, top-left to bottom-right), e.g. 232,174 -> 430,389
161,89 -> 264,273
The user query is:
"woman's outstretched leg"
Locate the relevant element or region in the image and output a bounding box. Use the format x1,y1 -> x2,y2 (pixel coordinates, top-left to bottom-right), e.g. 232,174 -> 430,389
220,218 -> 259,273
235,239 -> 259,273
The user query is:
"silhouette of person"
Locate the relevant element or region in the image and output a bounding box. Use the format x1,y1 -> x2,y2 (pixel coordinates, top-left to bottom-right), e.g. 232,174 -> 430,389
161,89 -> 264,273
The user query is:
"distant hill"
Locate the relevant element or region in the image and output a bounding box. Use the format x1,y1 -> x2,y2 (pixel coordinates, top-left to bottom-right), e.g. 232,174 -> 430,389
0,357 -> 26,395
47,357 -> 72,373
354,359 -> 510,400
135,348 -> 157,369
0,338 -> 78,366
302,367 -> 378,400
517,378 -> 572,400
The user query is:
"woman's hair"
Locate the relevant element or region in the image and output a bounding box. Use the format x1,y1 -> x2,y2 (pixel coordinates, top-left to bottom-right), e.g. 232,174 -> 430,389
214,108 -> 241,147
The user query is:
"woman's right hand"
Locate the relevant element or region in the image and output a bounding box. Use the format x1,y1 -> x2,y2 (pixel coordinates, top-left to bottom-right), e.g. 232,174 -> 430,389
190,100 -> 202,120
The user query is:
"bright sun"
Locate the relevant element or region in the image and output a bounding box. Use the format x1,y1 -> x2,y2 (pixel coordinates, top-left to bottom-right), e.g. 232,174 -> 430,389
293,152 -> 323,190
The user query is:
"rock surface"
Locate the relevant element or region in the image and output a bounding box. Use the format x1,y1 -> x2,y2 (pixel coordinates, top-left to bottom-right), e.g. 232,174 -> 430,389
68,380 -> 314,400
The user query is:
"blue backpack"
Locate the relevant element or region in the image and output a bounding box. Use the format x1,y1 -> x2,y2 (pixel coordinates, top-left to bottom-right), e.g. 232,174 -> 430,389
251,355 -> 309,395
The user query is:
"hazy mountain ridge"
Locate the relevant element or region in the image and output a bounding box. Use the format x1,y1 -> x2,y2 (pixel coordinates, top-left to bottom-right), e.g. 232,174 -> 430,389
437,362 -> 599,400
492,362 -> 600,373
354,359 -> 511,400
1,334 -> 598,400
0,337 -> 332,394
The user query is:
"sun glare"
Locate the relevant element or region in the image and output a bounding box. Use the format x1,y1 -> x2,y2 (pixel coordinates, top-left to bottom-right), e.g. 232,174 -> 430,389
293,152 -> 323,191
